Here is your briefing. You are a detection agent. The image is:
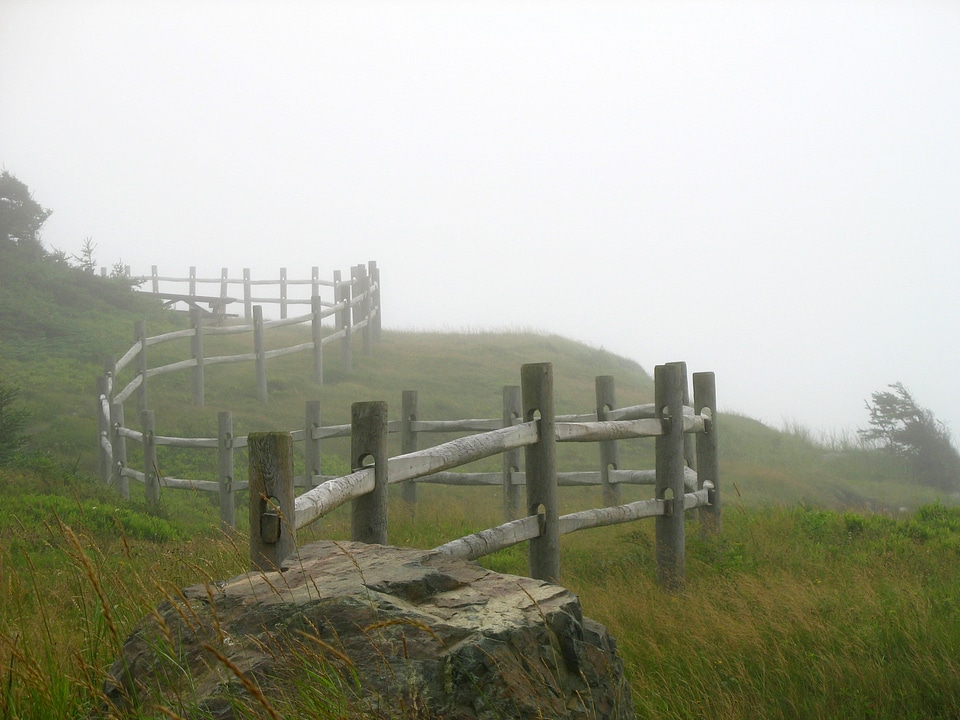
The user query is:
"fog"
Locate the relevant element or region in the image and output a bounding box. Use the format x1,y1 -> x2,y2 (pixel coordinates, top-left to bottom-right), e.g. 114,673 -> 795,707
2,2 -> 958,441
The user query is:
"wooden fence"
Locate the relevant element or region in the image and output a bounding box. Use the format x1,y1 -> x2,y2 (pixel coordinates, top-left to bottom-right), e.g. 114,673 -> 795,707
248,362 -> 719,590
96,262 -> 381,499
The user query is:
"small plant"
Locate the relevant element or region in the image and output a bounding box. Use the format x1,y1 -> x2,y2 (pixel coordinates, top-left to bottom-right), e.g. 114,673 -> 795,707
0,380 -> 29,465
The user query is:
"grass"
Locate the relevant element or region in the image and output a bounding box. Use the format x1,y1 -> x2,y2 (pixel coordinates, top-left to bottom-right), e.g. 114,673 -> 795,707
4,252 -> 960,717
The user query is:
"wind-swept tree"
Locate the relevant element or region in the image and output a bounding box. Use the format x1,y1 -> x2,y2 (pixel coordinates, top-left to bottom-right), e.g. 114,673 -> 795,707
0,170 -> 52,259
860,383 -> 960,490
0,380 -> 29,465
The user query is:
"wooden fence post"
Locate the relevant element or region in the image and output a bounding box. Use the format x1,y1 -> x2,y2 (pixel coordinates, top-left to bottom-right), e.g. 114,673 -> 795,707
351,401 -> 389,545
135,320 -> 148,415
305,400 -> 322,486
655,363 -> 686,591
401,390 -> 418,508
670,361 -> 697,471
142,410 -> 160,509
151,265 -> 159,293
694,371 -> 721,535
97,375 -> 112,486
311,296 -> 323,385
110,402 -> 129,499
280,267 -> 288,319
369,260 -> 382,344
521,363 -> 559,583
248,432 -> 296,571
218,411 -> 235,530
337,271 -> 352,373
191,307 -> 205,406
253,305 -> 268,404
596,375 -> 621,508
189,266 -> 196,297
243,268 -> 252,320
353,264 -> 372,356
502,385 -> 522,521
311,266 -> 320,300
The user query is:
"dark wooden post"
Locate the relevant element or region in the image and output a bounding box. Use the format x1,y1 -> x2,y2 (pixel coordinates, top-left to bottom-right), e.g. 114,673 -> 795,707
694,372 -> 721,535
502,385 -> 522,521
191,307 -> 205,407
280,267 -> 288,319
135,320 -> 148,415
522,363 -> 559,583
243,268 -> 252,320
351,401 -> 389,545
253,305 -> 267,404
305,400 -> 322,486
311,296 -> 324,385
142,410 -> 160,509
369,260 -> 382,344
248,432 -> 297,571
218,411 -> 235,530
655,363 -> 686,591
401,390 -> 418,508
111,401 -> 129,499
596,375 -> 621,508
97,375 -> 112,486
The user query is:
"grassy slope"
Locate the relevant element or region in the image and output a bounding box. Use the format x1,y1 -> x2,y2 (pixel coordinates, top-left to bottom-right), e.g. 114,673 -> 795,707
3,255 -> 960,718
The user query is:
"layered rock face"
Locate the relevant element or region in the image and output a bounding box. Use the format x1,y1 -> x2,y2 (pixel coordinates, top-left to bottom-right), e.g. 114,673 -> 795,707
101,540 -> 634,719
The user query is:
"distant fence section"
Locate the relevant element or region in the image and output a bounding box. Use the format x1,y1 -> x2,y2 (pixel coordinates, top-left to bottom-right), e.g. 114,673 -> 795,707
96,262 -> 381,507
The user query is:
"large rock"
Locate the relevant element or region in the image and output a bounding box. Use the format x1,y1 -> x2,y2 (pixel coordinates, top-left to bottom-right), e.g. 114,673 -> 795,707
101,540 -> 634,719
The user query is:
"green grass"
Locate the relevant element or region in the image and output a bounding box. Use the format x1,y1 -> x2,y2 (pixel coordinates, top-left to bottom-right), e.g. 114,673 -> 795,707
4,251 -> 960,718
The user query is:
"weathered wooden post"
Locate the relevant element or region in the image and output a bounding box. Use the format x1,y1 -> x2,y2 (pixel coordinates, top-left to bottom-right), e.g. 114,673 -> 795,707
351,401 -> 389,545
188,266 -> 197,298
135,320 -> 148,415
337,271 -> 352,373
502,385 -> 523,521
142,410 -> 160,509
311,266 -> 320,300
243,268 -> 252,320
694,372 -> 721,535
218,411 -> 235,530
521,363 -> 559,583
97,375 -> 112,486
596,375 -> 621,508
369,260 -> 382,344
655,363 -> 686,591
353,264 -> 372,357
150,265 -> 160,293
280,267 -> 288,320
190,307 -> 205,406
111,402 -> 129,499
670,361 -> 697,471
401,390 -> 418,508
219,268 -> 229,324
311,296 -> 324,385
304,400 -> 322,486
248,432 -> 296,571
253,305 -> 268,404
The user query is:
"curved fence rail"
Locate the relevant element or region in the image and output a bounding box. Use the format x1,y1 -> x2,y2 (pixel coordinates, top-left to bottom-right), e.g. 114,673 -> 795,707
96,262 -> 381,498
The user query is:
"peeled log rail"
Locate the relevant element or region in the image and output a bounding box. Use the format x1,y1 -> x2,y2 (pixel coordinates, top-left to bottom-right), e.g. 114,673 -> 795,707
434,485 -> 713,561
554,415 -> 707,443
293,421 -> 539,532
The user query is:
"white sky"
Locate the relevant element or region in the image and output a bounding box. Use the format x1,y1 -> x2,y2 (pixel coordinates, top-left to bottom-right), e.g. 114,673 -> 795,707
2,1 -> 958,442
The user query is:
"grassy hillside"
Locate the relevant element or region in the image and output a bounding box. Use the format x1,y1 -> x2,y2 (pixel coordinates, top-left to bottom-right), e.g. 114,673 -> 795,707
3,253 -> 960,718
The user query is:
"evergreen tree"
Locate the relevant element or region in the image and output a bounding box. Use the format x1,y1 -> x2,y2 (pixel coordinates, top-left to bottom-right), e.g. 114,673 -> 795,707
860,383 -> 960,490
0,170 -> 52,259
